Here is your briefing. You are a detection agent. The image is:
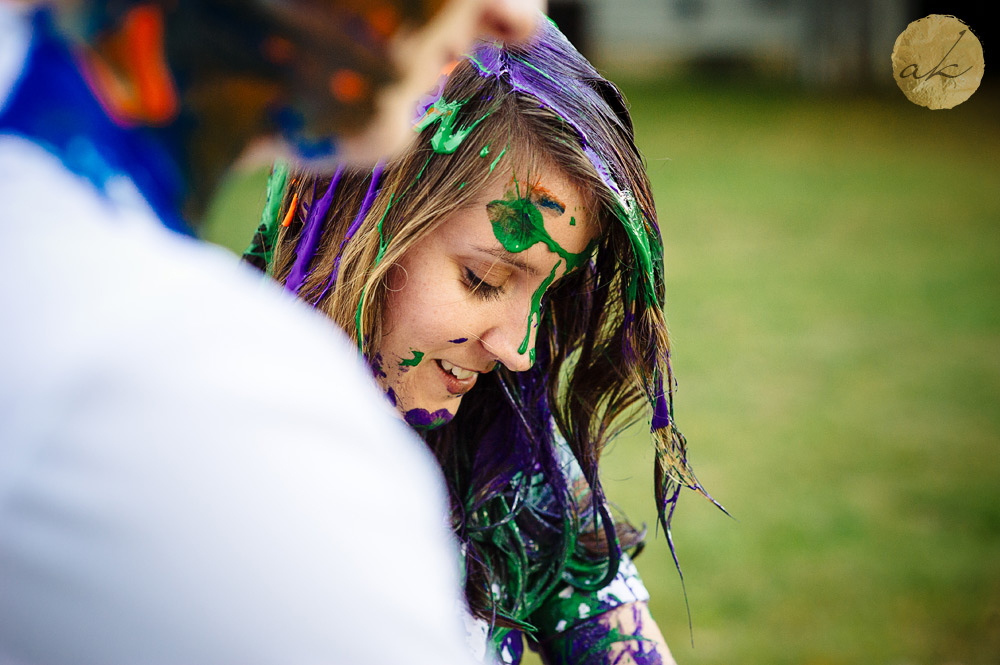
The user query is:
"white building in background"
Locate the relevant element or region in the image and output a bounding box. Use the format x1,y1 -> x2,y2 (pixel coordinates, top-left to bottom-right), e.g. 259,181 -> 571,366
556,0 -> 911,85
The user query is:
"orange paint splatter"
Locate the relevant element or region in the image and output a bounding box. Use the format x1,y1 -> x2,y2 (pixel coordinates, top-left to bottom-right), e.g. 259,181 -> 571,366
281,192 -> 299,227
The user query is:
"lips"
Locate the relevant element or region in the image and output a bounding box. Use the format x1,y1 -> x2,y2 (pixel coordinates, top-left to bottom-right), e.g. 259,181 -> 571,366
436,359 -> 479,395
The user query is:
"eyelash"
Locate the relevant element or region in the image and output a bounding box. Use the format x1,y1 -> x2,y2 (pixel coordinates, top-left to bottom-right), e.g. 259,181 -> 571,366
463,267 -> 504,301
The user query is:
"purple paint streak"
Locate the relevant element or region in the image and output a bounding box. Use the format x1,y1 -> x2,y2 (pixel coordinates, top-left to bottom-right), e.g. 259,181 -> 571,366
368,352 -> 387,380
404,408 -> 454,431
651,375 -> 670,431
448,338 -> 468,344
324,161 -> 385,296
547,609 -> 665,665
286,165 -> 344,295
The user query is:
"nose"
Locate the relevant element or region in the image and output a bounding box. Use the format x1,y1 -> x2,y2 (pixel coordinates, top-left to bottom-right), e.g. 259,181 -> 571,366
475,0 -> 545,43
479,308 -> 535,373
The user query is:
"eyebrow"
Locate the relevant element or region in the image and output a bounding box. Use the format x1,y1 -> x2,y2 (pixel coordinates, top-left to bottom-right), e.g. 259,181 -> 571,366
471,245 -> 539,276
531,187 -> 567,217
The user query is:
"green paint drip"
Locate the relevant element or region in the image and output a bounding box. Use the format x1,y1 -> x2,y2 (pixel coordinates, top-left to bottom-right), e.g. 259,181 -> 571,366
413,97 -> 491,154
355,194 -> 395,350
373,193 -> 394,266
242,161 -> 289,273
518,260 -> 561,357
415,154 -> 431,181
488,146 -> 507,173
487,195 -> 592,272
399,350 -> 424,367
480,145 -> 490,158
617,192 -> 657,305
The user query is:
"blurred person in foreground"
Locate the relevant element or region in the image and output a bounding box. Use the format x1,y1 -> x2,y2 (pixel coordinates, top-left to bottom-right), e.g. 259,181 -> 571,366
0,1 -> 540,663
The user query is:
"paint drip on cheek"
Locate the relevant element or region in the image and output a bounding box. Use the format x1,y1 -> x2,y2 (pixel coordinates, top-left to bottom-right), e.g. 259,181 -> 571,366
404,408 -> 454,431
485,190 -> 593,366
399,349 -> 424,368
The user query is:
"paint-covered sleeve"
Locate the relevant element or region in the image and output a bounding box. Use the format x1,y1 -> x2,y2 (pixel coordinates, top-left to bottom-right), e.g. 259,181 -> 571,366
532,596 -> 675,665
528,554 -> 676,664
527,434 -> 674,664
529,550 -> 649,636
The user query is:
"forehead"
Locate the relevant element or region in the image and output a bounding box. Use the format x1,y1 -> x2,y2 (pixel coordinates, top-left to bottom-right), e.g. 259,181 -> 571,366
470,168 -> 596,256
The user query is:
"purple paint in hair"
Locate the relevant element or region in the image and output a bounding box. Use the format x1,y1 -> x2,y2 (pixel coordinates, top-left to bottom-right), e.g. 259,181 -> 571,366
651,374 -> 671,431
286,164 -> 345,295
324,161 -> 385,296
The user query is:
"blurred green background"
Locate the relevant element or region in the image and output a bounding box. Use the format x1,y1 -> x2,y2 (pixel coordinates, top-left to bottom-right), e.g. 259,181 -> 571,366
202,78 -> 1000,664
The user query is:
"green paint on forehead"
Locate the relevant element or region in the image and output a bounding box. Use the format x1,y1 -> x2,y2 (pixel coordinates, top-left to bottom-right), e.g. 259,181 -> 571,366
486,189 -> 593,272
399,350 -> 424,367
413,97 -> 491,154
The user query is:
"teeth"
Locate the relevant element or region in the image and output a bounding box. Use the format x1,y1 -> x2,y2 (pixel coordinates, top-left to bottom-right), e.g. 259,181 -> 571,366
440,359 -> 477,380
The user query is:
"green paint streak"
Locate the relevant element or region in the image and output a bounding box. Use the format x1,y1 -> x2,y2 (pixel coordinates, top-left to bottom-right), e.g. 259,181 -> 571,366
415,154 -> 431,181
616,192 -> 658,305
413,97 -> 491,154
395,155 -> 433,203
518,260 -> 561,357
480,145 -> 490,158
459,182 -> 466,189
373,193 -> 394,266
487,195 -> 592,272
512,56 -> 560,86
243,161 -> 289,274
410,415 -> 449,432
399,350 -> 424,367
488,146 -> 507,173
466,54 -> 489,76
355,194 -> 395,350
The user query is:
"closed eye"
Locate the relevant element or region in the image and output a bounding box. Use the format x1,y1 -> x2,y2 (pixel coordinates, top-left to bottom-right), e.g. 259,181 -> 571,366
463,267 -> 504,301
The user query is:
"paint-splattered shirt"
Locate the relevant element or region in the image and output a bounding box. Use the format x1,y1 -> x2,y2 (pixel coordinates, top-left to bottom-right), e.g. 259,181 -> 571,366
462,439 -> 650,665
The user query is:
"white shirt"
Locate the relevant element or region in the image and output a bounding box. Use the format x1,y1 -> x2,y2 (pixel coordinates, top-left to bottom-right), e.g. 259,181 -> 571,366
0,5 -> 476,664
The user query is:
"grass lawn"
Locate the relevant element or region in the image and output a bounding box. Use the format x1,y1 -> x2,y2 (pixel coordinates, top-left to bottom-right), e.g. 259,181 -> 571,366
203,78 -> 1000,665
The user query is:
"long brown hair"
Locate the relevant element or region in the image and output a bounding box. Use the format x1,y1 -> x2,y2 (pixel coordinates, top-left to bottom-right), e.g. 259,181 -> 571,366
248,20 -> 706,626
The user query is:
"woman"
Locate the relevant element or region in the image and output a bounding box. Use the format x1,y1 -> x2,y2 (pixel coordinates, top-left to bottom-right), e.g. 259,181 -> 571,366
245,17 -> 713,665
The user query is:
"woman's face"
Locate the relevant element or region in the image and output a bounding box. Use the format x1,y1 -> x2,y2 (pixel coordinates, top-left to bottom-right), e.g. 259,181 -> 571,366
376,168 -> 596,430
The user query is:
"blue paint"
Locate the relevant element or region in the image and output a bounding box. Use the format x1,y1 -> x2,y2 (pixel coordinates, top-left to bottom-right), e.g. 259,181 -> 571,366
537,195 -> 566,216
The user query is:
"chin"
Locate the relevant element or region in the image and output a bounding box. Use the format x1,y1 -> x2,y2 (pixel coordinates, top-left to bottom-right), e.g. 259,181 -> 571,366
402,406 -> 456,432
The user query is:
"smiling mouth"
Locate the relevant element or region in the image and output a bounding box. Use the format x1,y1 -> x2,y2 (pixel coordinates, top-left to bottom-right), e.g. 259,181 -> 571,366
436,359 -> 479,395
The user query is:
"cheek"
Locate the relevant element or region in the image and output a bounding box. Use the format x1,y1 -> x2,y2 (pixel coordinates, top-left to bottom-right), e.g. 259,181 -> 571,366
382,260 -> 466,349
